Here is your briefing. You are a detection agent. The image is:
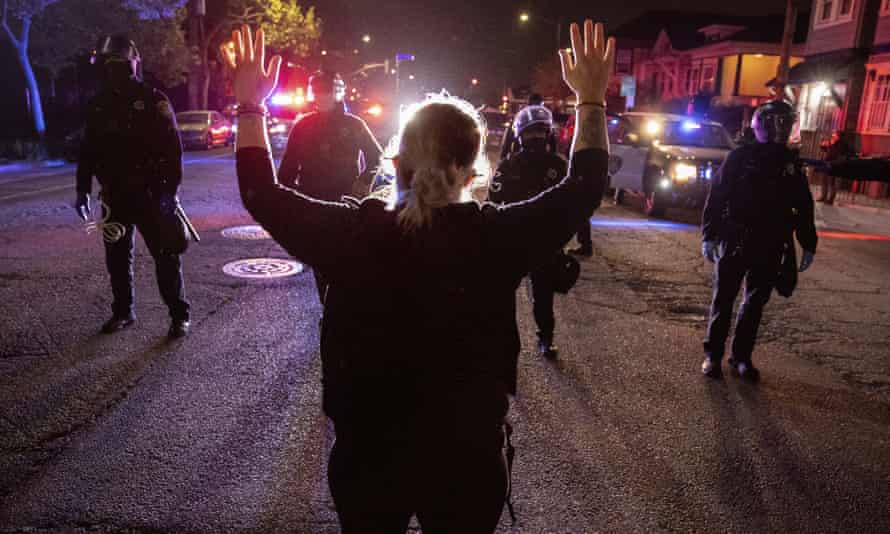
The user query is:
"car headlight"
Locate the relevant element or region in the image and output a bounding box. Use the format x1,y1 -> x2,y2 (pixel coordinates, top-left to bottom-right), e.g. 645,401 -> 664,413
269,123 -> 287,134
672,162 -> 697,182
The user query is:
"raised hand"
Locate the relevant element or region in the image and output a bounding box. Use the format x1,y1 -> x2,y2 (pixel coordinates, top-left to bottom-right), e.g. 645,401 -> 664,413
559,20 -> 615,105
220,25 -> 282,107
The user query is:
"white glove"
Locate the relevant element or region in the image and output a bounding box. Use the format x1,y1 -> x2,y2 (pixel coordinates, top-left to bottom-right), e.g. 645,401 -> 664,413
799,250 -> 815,272
702,241 -> 719,263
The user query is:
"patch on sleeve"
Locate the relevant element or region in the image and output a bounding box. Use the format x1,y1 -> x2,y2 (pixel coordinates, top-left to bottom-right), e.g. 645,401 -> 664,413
157,100 -> 173,119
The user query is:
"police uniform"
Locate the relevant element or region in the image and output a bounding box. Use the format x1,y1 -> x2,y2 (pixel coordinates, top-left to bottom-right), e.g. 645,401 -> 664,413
491,150 -> 568,347
277,107 -> 382,304
701,142 -> 817,371
76,78 -> 190,327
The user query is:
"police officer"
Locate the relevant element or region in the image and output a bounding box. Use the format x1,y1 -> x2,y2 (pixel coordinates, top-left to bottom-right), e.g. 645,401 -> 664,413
490,105 -> 568,359
701,100 -> 817,380
277,70 -> 383,304
75,35 -> 190,338
499,93 -> 557,160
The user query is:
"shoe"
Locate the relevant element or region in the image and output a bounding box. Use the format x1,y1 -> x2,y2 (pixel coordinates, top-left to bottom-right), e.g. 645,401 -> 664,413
729,358 -> 759,382
568,246 -> 593,258
538,338 -> 558,359
701,358 -> 722,378
168,319 -> 191,339
101,315 -> 135,334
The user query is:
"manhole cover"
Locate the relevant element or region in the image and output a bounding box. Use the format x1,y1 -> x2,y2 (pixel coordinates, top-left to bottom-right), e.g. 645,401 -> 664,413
222,258 -> 303,279
221,225 -> 271,240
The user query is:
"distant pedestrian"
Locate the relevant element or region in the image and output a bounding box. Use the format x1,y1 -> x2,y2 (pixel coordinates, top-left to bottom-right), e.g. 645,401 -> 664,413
225,20 -> 612,533
817,130 -> 852,205
701,100 -> 818,380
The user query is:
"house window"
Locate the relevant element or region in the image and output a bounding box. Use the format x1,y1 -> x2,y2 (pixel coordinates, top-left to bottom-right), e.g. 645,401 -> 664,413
702,66 -> 716,92
816,0 -> 855,26
688,67 -> 700,95
865,73 -> 890,132
882,0 -> 890,15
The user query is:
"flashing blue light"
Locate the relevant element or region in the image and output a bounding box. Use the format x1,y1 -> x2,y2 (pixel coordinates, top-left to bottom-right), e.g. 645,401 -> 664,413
705,167 -> 713,180
588,218 -> 697,231
609,118 -> 619,125
396,53 -> 415,61
682,120 -> 702,130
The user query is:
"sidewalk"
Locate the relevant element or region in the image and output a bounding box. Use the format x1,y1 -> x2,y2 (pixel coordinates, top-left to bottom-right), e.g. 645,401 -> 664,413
814,200 -> 890,236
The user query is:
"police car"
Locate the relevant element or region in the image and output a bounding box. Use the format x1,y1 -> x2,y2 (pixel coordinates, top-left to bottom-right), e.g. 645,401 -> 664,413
608,112 -> 734,217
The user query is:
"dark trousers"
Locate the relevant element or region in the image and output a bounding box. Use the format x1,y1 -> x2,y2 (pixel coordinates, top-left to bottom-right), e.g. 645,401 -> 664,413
530,267 -> 555,340
704,251 -> 776,364
104,205 -> 189,321
576,217 -> 592,251
328,426 -> 508,534
313,269 -> 328,305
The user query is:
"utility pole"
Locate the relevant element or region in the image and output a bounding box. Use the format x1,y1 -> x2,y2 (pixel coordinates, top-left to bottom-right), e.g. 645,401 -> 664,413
187,0 -> 206,110
775,0 -> 797,100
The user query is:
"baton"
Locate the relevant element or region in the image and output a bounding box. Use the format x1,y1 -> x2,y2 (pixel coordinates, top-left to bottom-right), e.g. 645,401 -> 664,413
176,204 -> 201,243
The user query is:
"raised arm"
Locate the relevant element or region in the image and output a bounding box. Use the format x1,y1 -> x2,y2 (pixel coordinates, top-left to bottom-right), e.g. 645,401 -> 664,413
486,20 -> 613,271
225,25 -> 356,271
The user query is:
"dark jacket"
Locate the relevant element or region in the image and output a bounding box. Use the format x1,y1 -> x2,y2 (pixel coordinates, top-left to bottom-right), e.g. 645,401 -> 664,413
236,146 -> 608,432
490,149 -> 568,205
277,109 -> 382,201
702,143 -> 817,257
76,79 -> 182,203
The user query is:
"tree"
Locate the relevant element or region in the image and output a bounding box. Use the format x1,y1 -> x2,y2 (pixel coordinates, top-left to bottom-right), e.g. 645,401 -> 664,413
259,0 -> 320,59
29,0 -> 187,97
185,0 -> 321,110
2,0 -> 59,138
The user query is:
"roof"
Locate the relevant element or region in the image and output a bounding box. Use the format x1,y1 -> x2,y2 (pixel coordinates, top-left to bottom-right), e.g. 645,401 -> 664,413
784,49 -> 866,84
612,10 -> 809,51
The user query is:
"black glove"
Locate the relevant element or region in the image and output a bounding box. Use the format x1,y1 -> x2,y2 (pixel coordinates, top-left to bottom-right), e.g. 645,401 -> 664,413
158,193 -> 177,216
75,192 -> 90,221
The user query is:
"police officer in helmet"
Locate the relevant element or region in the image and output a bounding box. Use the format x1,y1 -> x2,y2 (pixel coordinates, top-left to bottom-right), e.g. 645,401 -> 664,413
700,100 -> 817,380
490,105 -> 568,359
277,69 -> 383,304
75,34 -> 191,338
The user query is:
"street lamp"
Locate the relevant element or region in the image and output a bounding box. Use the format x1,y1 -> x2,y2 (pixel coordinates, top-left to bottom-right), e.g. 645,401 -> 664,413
408,74 -> 415,80
362,34 -> 371,43
517,11 -> 562,50
321,49 -> 327,56
471,78 -> 479,86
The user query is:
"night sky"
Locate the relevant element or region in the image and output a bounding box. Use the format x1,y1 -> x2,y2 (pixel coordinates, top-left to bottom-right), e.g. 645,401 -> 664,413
311,0 -> 787,94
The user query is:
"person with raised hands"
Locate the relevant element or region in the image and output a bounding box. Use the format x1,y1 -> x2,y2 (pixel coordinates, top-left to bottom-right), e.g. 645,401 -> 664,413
224,21 -> 612,533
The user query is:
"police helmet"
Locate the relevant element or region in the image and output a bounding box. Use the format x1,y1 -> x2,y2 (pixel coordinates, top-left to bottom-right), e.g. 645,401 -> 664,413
751,100 -> 796,145
308,70 -> 346,101
512,105 -> 553,138
91,34 -> 141,80
528,93 -> 544,106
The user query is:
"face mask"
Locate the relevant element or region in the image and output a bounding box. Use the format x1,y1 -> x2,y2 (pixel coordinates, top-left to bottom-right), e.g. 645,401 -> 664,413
522,137 -> 549,153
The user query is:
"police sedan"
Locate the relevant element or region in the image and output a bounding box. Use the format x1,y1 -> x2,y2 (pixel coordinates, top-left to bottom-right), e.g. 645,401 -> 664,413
608,113 -> 734,217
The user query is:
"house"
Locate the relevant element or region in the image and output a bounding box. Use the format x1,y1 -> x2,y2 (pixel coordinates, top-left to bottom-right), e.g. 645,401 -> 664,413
610,11 -> 807,132
788,0 -> 890,199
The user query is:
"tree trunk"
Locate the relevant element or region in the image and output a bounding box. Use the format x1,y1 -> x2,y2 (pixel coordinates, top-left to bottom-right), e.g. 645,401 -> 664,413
16,48 -> 46,139
201,61 -> 210,110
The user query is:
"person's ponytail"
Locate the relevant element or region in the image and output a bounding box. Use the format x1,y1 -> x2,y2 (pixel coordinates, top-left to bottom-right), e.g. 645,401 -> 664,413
390,96 -> 484,232
398,164 -> 461,230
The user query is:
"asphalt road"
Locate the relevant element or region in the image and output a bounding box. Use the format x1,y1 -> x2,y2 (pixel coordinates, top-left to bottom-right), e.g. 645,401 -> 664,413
1,149 -> 889,533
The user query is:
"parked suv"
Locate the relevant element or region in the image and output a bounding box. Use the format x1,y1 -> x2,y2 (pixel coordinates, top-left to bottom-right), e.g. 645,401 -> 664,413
609,112 -> 734,217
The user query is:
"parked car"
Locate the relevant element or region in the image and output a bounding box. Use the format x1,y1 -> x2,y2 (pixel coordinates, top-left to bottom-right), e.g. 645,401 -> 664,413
608,112 -> 735,217
176,110 -> 233,150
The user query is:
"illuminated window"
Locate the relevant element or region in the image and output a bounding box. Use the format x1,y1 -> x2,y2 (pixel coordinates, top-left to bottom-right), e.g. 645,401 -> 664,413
865,73 -> 890,132
688,67 -> 700,95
